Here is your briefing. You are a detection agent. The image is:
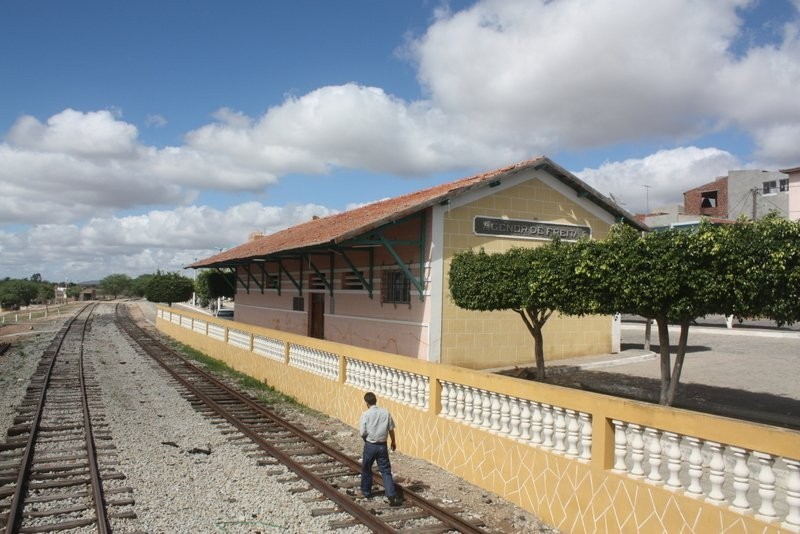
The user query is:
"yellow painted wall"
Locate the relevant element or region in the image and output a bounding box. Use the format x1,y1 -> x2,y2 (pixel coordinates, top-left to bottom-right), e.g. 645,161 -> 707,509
158,307 -> 800,534
441,175 -> 615,369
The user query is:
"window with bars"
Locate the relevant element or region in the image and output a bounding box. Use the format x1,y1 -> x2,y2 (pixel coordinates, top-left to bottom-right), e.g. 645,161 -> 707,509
382,269 -> 410,304
780,178 -> 789,192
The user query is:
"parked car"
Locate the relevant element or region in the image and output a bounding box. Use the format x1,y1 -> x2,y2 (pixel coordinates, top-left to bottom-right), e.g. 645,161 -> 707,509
215,308 -> 234,319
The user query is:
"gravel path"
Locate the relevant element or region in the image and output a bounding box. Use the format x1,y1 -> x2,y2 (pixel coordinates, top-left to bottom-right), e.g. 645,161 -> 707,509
1,303 -> 554,533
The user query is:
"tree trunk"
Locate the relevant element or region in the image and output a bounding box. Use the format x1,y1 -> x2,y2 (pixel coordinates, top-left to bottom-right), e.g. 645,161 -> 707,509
665,321 -> 690,406
654,317 -> 672,405
532,326 -> 545,380
516,308 -> 551,381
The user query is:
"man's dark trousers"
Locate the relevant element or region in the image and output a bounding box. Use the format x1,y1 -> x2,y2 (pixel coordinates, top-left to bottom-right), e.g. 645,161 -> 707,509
361,441 -> 396,498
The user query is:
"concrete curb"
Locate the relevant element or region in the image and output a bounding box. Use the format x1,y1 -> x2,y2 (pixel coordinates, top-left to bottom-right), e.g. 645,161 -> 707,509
621,322 -> 800,339
571,351 -> 657,370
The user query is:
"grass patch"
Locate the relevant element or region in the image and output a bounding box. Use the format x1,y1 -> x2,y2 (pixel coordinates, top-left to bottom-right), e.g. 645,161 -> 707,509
166,339 -> 321,417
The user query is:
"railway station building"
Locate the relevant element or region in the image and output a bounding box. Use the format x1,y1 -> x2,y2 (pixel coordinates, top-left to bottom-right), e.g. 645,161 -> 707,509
189,156 -> 645,370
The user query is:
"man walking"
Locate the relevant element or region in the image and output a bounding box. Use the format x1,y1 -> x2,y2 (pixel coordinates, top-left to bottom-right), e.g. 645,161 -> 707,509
358,392 -> 402,506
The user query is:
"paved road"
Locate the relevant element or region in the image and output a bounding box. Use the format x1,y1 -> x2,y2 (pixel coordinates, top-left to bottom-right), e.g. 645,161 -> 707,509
563,321 -> 800,401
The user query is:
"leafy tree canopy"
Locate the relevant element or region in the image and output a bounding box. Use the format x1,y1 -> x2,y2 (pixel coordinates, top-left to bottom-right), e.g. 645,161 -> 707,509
449,241 -> 592,379
144,271 -> 194,306
129,274 -> 154,298
206,270 -> 236,300
0,279 -> 42,308
99,273 -> 132,299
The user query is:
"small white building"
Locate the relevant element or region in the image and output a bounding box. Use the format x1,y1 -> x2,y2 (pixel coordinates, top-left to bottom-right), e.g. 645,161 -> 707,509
781,166 -> 800,221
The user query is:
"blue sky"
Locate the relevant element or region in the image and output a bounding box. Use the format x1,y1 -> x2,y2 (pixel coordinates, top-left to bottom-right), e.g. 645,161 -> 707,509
1,0 -> 799,283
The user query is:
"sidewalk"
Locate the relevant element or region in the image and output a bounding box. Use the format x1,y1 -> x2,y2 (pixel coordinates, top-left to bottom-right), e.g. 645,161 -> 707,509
553,321 -> 800,401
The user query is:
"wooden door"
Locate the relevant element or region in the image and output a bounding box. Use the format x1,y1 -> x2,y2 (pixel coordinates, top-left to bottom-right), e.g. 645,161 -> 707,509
309,293 -> 324,339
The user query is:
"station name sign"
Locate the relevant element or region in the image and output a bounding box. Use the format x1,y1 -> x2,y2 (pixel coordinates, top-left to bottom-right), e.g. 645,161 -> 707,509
473,216 -> 591,242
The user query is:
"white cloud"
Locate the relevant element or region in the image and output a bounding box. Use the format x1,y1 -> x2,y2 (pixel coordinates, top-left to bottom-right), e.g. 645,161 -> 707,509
3,0 -> 800,281
177,0 -> 800,172
7,109 -> 139,157
576,147 -> 742,213
408,0 -> 749,148
0,202 -> 335,282
0,109 -> 288,225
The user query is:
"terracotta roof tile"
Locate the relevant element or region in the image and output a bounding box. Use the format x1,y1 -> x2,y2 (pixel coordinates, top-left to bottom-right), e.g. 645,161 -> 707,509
190,156 -> 643,268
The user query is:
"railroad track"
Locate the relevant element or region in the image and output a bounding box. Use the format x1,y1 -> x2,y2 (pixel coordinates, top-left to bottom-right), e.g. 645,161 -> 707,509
0,303 -> 137,533
115,304 -> 489,533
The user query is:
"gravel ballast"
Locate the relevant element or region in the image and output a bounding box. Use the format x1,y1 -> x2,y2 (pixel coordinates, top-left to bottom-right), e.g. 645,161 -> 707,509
0,303 -> 555,533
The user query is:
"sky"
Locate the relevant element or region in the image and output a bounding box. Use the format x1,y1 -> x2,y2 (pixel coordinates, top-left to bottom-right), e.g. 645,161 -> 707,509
1,0 -> 799,284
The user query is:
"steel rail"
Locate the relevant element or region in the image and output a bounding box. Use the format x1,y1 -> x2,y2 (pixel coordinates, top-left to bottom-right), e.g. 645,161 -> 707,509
4,304 -> 87,533
2,304 -> 112,534
116,304 -> 487,534
79,310 -> 111,534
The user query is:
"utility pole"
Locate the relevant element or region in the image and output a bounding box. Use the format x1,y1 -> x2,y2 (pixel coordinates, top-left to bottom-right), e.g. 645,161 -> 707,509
751,188 -> 759,220
642,184 -> 651,214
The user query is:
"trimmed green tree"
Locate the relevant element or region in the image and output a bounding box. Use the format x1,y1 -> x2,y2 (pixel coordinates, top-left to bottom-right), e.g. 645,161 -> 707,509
587,217 -> 800,406
144,271 -> 194,306
588,223 -> 728,405
717,213 -> 800,326
449,241 -> 593,380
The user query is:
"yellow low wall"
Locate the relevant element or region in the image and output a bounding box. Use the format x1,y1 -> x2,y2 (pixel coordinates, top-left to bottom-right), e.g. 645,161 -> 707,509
157,306 -> 800,533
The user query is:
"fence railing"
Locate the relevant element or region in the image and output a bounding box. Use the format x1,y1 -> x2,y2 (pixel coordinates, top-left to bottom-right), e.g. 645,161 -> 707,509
156,307 -> 800,532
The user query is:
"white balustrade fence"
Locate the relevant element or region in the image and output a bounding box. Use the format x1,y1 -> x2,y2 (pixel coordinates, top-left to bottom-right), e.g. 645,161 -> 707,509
288,344 -> 339,380
611,419 -> 800,529
439,382 -> 593,461
345,359 -> 428,409
207,323 -> 225,341
227,328 -> 250,350
253,334 -> 285,362
158,307 -> 800,531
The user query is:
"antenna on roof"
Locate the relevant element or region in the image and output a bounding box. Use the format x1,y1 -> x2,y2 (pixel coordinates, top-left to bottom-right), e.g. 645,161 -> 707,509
642,184 -> 651,213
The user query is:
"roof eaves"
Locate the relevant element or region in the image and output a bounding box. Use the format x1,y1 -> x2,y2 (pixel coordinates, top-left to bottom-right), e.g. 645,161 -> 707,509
533,158 -> 649,231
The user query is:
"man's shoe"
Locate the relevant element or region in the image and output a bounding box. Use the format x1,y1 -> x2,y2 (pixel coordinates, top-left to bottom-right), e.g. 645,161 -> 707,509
387,495 -> 403,507
347,488 -> 373,499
